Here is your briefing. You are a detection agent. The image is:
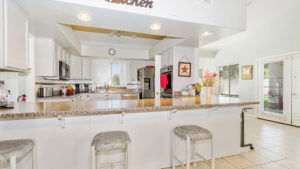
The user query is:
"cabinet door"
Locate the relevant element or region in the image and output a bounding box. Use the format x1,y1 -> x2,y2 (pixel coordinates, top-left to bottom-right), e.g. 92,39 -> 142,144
70,55 -> 82,79
4,0 -> 28,70
292,54 -> 300,126
35,38 -> 55,77
53,42 -> 60,76
82,57 -> 92,80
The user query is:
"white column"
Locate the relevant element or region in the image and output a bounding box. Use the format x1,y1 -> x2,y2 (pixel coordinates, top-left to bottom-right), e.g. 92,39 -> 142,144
155,55 -> 161,99
27,34 -> 36,102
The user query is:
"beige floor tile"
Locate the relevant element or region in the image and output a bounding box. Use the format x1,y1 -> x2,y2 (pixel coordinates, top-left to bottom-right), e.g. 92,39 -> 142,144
247,166 -> 263,169
240,151 -> 272,165
215,158 -> 237,169
276,159 -> 300,169
223,155 -> 255,168
255,149 -> 285,161
258,162 -> 288,169
287,155 -> 300,163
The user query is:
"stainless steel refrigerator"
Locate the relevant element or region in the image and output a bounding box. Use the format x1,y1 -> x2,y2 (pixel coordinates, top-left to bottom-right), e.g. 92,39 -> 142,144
140,67 -> 155,99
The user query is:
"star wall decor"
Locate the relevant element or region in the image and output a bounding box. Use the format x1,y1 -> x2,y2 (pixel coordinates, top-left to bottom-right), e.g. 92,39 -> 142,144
178,62 -> 191,77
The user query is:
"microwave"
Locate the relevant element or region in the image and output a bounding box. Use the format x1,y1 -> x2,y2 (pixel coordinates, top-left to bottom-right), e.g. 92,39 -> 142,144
59,61 -> 70,80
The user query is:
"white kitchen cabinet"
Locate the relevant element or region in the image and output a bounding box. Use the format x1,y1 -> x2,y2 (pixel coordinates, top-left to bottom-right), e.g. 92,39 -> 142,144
70,54 -> 82,79
161,48 -> 173,67
81,57 -> 92,80
0,0 -> 29,71
60,49 -> 70,64
35,38 -> 59,77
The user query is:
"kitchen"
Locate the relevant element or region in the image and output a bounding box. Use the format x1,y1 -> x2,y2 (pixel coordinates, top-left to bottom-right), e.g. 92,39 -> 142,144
1,0 -> 300,169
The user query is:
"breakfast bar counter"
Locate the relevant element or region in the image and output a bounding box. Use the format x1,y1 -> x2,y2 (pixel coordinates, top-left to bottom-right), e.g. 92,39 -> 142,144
0,96 -> 258,169
0,96 -> 258,120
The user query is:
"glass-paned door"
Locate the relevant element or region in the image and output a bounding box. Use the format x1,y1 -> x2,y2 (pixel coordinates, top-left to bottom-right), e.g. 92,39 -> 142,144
257,56 -> 291,124
263,62 -> 283,114
292,54 -> 300,126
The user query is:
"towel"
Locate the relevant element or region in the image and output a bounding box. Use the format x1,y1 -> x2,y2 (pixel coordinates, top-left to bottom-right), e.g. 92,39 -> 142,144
160,74 -> 168,89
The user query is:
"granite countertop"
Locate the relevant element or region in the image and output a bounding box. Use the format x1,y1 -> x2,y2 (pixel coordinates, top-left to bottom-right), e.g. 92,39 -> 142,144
0,96 -> 259,121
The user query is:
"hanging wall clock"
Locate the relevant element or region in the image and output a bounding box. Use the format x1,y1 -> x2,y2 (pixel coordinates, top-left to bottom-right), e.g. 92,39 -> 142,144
108,48 -> 116,56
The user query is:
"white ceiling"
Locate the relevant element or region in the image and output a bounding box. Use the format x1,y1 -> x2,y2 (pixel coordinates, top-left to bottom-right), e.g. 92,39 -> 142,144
202,0 -> 300,50
74,31 -> 160,50
15,0 -> 243,50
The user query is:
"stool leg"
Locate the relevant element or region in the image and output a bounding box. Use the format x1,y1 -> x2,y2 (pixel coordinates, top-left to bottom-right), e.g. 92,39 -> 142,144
171,131 -> 175,169
126,142 -> 131,169
10,156 -> 16,169
211,137 -> 215,169
186,136 -> 190,169
91,146 -> 96,169
192,144 -> 196,167
32,145 -> 37,169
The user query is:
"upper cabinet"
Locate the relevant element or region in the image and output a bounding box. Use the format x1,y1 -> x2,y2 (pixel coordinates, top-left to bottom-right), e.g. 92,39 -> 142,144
35,38 -> 59,77
0,0 -> 29,71
81,57 -> 92,80
70,55 -> 82,79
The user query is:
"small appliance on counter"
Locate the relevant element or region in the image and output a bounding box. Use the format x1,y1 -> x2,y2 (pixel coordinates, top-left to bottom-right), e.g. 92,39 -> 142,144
84,84 -> 90,93
75,84 -> 80,94
38,87 -> 53,97
0,81 -> 14,109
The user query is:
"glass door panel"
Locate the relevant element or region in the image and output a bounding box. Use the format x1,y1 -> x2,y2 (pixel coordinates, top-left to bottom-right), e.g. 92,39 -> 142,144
263,61 -> 283,115
257,56 -> 292,124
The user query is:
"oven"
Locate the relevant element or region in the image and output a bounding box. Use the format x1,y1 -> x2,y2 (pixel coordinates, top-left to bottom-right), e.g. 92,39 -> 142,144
160,66 -> 173,98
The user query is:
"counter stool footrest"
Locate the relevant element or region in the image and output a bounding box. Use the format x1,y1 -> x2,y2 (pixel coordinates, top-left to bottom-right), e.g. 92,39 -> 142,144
97,161 -> 126,167
174,156 -> 185,168
195,152 -> 210,165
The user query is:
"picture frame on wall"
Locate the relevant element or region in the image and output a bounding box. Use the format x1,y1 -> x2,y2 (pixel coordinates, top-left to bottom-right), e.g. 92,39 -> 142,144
241,65 -> 253,80
178,62 -> 191,77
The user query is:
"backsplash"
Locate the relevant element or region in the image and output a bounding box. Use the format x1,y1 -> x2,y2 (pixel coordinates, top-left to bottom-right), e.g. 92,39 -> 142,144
0,72 -> 27,102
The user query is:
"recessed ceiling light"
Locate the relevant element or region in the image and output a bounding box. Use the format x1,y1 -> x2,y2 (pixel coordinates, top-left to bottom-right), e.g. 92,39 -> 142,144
150,23 -> 161,31
77,12 -> 92,22
201,31 -> 214,37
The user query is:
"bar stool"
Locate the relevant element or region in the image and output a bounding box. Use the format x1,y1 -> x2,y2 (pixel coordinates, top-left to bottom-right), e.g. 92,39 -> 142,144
91,131 -> 131,169
171,125 -> 214,169
0,139 -> 35,169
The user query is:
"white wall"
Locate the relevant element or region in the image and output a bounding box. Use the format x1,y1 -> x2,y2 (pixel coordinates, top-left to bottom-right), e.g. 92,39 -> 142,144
172,46 -> 197,92
129,60 -> 154,81
81,43 -> 150,60
91,58 -> 154,86
214,2 -> 300,109
0,72 -> 27,102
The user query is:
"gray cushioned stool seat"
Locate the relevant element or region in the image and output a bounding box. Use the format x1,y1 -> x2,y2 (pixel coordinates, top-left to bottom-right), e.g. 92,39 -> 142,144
0,139 -> 34,167
92,131 -> 131,152
174,125 -> 212,141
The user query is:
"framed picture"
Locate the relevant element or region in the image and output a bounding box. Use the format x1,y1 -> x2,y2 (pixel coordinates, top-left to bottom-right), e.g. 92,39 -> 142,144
241,65 -> 253,80
178,62 -> 191,77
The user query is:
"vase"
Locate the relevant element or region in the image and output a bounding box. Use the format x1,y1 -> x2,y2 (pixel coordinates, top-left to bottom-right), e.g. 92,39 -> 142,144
205,87 -> 212,101
195,90 -> 200,96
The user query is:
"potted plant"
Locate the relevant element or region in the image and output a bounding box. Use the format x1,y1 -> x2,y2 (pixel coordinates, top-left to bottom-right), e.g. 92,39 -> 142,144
192,83 -> 202,96
202,71 -> 217,98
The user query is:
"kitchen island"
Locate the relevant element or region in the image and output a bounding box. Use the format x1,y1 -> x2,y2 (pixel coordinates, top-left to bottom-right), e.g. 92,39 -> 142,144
0,96 -> 258,169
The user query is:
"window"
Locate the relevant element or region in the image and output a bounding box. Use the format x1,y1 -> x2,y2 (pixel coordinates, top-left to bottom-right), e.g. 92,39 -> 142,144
219,64 -> 239,97
92,60 -> 130,87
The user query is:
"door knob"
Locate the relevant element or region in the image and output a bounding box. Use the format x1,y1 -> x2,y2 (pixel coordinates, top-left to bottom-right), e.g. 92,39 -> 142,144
293,93 -> 296,96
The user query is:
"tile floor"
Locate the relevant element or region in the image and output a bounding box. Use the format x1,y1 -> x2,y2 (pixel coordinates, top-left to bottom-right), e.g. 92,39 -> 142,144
165,116 -> 300,169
